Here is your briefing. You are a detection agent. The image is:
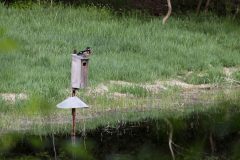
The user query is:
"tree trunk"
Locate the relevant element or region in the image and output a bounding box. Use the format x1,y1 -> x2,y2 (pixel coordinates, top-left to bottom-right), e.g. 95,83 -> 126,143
196,0 -> 203,15
163,0 -> 172,24
205,0 -> 211,13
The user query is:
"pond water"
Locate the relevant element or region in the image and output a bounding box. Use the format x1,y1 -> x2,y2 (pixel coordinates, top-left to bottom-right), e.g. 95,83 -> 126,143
1,104 -> 240,160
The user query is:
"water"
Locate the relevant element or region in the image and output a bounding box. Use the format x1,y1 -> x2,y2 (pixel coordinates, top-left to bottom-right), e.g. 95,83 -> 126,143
1,109 -> 240,160
1,98 -> 240,160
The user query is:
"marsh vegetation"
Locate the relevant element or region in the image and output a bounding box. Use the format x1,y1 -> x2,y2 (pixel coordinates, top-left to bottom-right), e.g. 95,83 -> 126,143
0,2 -> 240,159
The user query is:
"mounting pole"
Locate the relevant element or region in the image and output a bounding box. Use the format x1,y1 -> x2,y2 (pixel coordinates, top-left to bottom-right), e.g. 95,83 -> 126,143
72,89 -> 76,137
70,47 -> 91,138
56,47 -> 91,145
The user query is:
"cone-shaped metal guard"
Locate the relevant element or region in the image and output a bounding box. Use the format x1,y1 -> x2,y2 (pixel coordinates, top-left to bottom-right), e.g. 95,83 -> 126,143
57,96 -> 88,109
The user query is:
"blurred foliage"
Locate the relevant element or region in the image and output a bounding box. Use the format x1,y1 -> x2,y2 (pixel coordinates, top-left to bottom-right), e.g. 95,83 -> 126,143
182,140 -> 205,160
0,38 -> 18,52
28,136 -> 45,150
0,28 -> 18,53
231,140 -> 240,160
62,139 -> 95,160
0,133 -> 20,153
23,96 -> 54,116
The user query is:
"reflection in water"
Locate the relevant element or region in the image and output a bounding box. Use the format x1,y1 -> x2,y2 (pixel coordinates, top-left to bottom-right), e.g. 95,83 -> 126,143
1,103 -> 240,160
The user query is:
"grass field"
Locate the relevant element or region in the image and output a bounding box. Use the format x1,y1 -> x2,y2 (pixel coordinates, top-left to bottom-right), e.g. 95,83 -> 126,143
0,5 -> 240,95
0,4 -> 240,133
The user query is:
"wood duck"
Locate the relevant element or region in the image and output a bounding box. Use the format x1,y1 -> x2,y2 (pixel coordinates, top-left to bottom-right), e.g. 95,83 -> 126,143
73,47 -> 92,58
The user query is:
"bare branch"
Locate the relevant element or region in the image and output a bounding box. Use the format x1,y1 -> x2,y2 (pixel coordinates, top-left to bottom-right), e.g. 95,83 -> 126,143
209,131 -> 215,154
163,0 -> 172,24
165,119 -> 175,160
52,133 -> 57,160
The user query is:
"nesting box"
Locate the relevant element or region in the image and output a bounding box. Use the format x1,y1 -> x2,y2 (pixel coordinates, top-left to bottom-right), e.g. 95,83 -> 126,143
71,54 -> 89,89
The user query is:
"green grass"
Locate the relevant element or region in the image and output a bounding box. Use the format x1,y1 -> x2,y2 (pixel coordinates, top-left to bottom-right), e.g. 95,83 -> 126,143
110,85 -> 150,97
0,89 -> 239,135
0,5 -> 240,133
184,67 -> 225,84
233,71 -> 240,81
0,5 -> 240,98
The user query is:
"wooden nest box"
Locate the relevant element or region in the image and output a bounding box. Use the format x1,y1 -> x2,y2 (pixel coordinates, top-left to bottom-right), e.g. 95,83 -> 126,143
71,52 -> 90,89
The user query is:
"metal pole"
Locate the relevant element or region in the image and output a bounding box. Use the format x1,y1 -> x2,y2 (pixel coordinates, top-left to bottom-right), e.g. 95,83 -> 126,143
71,90 -> 76,158
72,89 -> 76,137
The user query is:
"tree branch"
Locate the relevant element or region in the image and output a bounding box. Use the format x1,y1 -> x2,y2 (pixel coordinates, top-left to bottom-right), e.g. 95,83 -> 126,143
163,0 -> 172,24
52,133 -> 57,160
165,119 -> 175,160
